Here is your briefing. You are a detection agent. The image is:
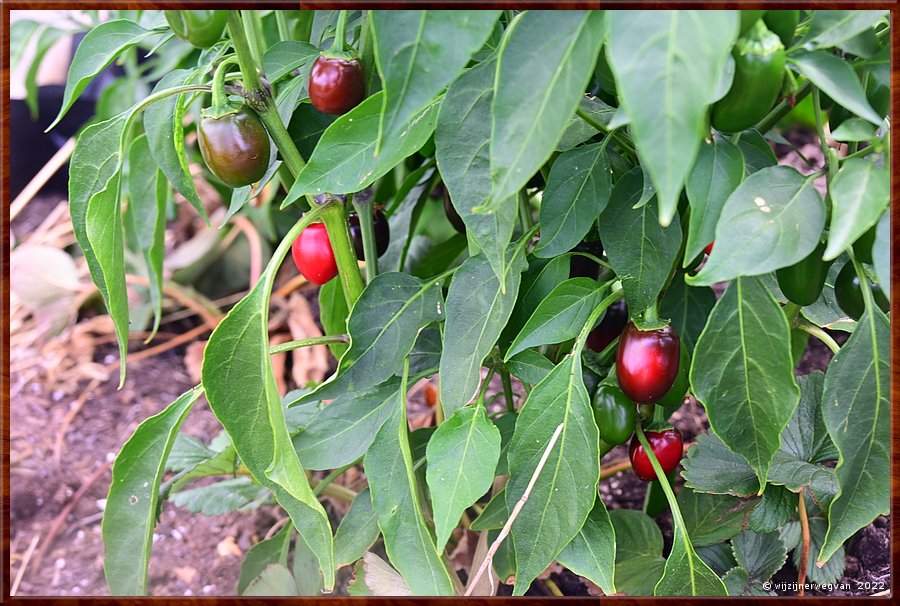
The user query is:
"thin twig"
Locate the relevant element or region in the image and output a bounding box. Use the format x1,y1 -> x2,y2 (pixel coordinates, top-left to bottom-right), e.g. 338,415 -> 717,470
11,137 -> 76,221
33,460 -> 113,571
112,323 -> 211,367
10,534 -> 40,596
797,487 -> 810,596
263,516 -> 291,540
464,423 -> 564,596
599,458 -> 632,480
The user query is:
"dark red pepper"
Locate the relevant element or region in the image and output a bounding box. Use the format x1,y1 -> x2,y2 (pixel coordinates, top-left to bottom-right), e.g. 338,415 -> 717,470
616,323 -> 681,404
629,428 -> 684,481
308,56 -> 366,115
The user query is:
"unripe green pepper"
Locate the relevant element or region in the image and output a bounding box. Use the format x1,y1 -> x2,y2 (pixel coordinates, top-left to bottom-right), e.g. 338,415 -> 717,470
776,242 -> 833,306
712,21 -> 786,133
164,10 -> 227,49
763,10 -> 800,47
592,384 -> 638,446
834,261 -> 889,320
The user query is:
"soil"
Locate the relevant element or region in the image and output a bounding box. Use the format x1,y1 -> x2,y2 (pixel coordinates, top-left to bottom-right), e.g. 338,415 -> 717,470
9,127 -> 890,597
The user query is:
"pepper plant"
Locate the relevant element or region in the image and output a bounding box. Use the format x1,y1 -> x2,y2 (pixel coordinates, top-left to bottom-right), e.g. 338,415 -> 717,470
42,8 -> 890,596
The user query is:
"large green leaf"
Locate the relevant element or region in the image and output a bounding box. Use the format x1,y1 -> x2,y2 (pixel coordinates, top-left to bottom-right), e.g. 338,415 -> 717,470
372,10 -> 500,154
688,166 -> 825,286
606,10 -> 739,226
295,272 -> 443,405
48,19 -> 161,130
426,403 -> 501,552
103,387 -> 201,595
284,93 -> 437,204
677,490 -> 751,547
681,433 -> 760,497
691,277 -> 800,491
798,10 -> 888,51
556,498 -> 616,596
333,488 -> 381,569
439,251 -> 526,416
818,308 -> 889,563
534,143 -> 612,258
292,378 -> 401,470
608,509 -> 665,596
598,167 -> 682,314
365,396 -> 455,595
654,520 -> 727,596
489,11 -> 605,206
822,158 -> 889,261
790,51 -> 882,125
506,354 -> 599,595
202,216 -> 334,590
436,58 -> 518,284
505,278 -> 608,360
684,136 -> 744,263
502,255 -> 570,347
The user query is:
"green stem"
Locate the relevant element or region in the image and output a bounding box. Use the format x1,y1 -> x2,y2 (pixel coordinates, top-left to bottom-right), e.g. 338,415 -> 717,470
320,203 -> 366,309
795,321 -> 840,355
839,144 -> 878,163
358,10 -> 375,92
576,106 -> 636,154
500,369 -> 516,413
352,193 -> 379,283
242,10 -> 266,70
226,11 -> 263,94
518,191 -> 534,230
783,301 -> 803,325
634,425 -> 695,540
269,335 -> 349,355
571,251 -> 614,272
210,56 -> 241,109
574,288 -> 625,355
812,88 -> 837,184
312,458 -> 362,497
754,79 -> 813,134
331,10 -> 348,53
275,10 -> 290,41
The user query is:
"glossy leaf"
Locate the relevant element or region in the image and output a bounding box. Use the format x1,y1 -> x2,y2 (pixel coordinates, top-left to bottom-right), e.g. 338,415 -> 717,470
534,143 -> 612,258
506,349 -> 554,385
684,136 -> 744,263
103,387 -> 201,595
440,250 -> 526,416
654,522 -> 727,596
790,50 -> 882,125
691,278 -> 800,491
735,128 -> 777,175
284,93 -> 438,203
818,308 -> 890,563
489,11 -> 605,206
373,10 -> 500,154
688,166 -> 825,286
598,168 -> 682,314
606,10 -> 739,226
503,255 -> 570,347
823,158 -> 889,261
426,403 -> 501,551
333,488 -> 381,569
556,498 -> 616,596
505,354 -> 599,595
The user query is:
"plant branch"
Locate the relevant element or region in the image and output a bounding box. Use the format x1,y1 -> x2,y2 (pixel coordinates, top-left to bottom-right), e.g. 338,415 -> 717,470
321,202 -> 366,309
599,457 -> 632,479
500,368 -> 516,413
268,335 -> 349,355
312,457 -> 362,497
464,423 -> 564,596
797,487 -> 810,596
795,321 -> 840,354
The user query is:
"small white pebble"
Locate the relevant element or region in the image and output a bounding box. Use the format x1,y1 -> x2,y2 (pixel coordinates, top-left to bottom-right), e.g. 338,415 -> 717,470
172,529 -> 184,541
55,558 -> 66,569
202,585 -> 215,595
105,452 -> 116,462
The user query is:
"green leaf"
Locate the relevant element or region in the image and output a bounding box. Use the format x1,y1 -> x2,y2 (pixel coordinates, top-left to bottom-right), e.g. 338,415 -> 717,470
506,350 -> 554,385
426,404 -> 501,551
318,277 -> 349,359
373,10 -> 500,155
873,211 -> 890,292
406,326 -> 442,376
170,477 -> 270,515
293,531 -> 325,595
798,10 -> 887,51
557,95 -> 615,151
365,399 -> 455,595
48,19 -> 161,130
124,134 -> 166,337
506,354 -> 599,595
494,413 -> 517,475
608,509 -> 665,596
25,26 -> 68,120
685,136 -> 744,263
677,490 -> 751,547
735,128 -> 777,175
556,498 -> 616,596
607,10 -> 739,226
732,530 -> 788,581
143,70 -> 207,220
654,522 -> 727,596
688,166 -> 825,286
749,485 -> 795,533
505,278 -> 608,360
242,564 -> 299,596
103,386 -> 201,595
659,277 -> 717,353
201,219 -> 335,590
333,488 -> 381,569
237,524 -> 292,595
292,378 -> 400,471
284,93 -> 438,203
681,433 -> 760,497
829,118 -> 877,142
696,543 -> 737,576
779,372 -> 836,464
440,250 -> 525,416
262,40 -> 319,82
818,308 -> 889,563
10,20 -> 41,69
822,158 -> 889,260
691,278 -> 800,491
801,258 -> 857,331
534,143 -> 612,258
470,489 -> 508,531
296,272 -> 443,404
489,10 -> 605,206
722,567 -> 774,596
436,58 -> 518,284
790,51 -> 882,125
503,255 -> 570,347
598,168 -> 682,314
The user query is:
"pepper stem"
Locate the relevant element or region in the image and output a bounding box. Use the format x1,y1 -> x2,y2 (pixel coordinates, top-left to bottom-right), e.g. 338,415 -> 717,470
331,10 -> 348,53
351,193 -> 379,283
210,56 -> 241,111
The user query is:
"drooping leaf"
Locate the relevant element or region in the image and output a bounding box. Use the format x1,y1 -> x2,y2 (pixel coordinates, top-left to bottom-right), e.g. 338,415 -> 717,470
103,387 -> 201,595
505,354 -> 599,595
790,50 -> 882,125
606,10 -> 739,226
691,277 -> 800,491
489,10 -> 605,206
822,158 -> 889,261
688,166 -> 825,286
556,498 -> 616,596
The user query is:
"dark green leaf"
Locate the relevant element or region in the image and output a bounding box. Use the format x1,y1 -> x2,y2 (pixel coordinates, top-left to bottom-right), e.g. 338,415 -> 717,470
608,509 -> 665,596
873,211 -> 889,291
171,477 -> 270,515
749,485 -> 795,533
262,40 -> 318,82
470,489 -> 507,531
506,350 -> 554,385
318,277 -> 349,359
678,490 -> 751,547
659,277 -> 717,353
790,50 -> 882,125
681,433 -> 760,497
556,498 -> 616,595
732,530 -> 787,581
333,488 -> 381,569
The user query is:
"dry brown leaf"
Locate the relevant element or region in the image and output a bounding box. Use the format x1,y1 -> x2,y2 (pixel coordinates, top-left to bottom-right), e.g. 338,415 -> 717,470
285,293 -> 329,387
183,341 -> 206,384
